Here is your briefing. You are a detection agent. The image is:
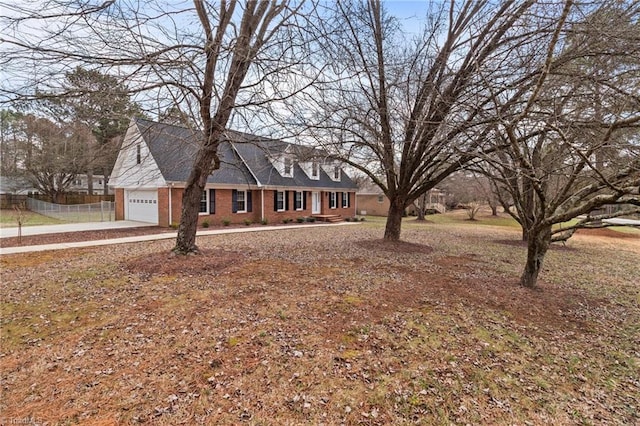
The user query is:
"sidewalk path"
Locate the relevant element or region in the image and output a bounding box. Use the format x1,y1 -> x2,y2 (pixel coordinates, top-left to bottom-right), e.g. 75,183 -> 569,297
0,222 -> 359,255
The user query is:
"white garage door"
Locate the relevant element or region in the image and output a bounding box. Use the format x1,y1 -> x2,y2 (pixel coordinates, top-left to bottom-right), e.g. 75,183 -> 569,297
125,189 -> 159,224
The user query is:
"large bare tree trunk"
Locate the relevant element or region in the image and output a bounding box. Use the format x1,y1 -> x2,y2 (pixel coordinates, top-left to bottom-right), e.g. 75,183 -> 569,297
102,167 -> 109,196
174,182 -> 204,254
520,225 -> 551,288
87,169 -> 93,195
170,0 -> 293,255
416,194 -> 426,221
384,196 -> 405,241
174,142 -> 220,254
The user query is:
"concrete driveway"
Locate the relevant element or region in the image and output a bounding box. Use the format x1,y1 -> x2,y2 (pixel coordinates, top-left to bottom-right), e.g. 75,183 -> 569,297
0,220 -> 156,238
603,218 -> 640,226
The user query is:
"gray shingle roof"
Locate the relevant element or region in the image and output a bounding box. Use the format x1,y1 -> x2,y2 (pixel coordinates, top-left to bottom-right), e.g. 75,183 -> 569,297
136,119 -> 257,186
135,118 -> 357,190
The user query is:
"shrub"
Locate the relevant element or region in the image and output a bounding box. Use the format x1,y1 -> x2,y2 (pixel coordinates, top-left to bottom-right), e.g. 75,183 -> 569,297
244,219 -> 252,226
261,218 -> 268,225
170,222 -> 179,229
306,217 -> 316,223
282,218 -> 292,224
222,218 -> 231,226
296,217 -> 305,223
360,217 -> 366,221
466,201 -> 481,221
202,220 -> 210,228
345,217 -> 351,222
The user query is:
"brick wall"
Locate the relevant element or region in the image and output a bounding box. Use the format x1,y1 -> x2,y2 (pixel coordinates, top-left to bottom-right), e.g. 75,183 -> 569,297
169,187 -> 183,226
157,187 -> 169,226
114,188 -> 125,220
356,194 -> 390,216
321,190 -> 356,218
195,189 -> 356,226
192,189 -> 258,226
122,187 -> 356,227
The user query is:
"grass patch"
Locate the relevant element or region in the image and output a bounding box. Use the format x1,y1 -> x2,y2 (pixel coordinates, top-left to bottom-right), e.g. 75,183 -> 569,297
0,209 -> 67,227
608,225 -> 640,235
406,210 -> 521,228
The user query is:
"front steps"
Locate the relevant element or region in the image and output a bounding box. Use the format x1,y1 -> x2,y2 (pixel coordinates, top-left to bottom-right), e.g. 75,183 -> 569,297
312,214 -> 343,223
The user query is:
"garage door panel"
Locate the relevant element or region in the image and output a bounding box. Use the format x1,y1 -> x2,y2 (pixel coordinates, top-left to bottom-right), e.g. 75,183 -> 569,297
125,190 -> 158,224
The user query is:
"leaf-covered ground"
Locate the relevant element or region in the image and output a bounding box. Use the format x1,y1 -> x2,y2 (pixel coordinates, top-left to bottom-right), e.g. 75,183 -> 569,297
1,216 -> 639,425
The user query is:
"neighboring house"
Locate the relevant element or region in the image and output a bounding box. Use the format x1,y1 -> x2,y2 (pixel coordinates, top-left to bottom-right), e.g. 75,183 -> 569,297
0,176 -> 38,195
109,118 -> 358,226
69,174 -> 113,195
356,181 -> 446,216
356,182 -> 389,216
0,174 -> 111,196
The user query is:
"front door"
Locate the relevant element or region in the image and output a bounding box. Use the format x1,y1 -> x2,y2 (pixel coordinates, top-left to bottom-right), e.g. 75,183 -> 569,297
312,191 -> 321,214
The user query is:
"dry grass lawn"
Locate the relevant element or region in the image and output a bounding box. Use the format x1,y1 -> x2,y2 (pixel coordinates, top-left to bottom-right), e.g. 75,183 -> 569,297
1,215 -> 639,425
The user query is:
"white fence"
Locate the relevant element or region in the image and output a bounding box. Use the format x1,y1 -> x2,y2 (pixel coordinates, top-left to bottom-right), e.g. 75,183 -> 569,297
27,198 -> 115,222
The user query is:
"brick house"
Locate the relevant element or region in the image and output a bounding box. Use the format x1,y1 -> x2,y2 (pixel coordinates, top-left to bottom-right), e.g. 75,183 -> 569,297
109,118 -> 357,226
355,182 -> 390,216
356,181 -> 447,217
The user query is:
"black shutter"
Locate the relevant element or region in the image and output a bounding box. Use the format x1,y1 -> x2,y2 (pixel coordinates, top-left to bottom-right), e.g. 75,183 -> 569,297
209,189 -> 216,214
247,191 -> 253,212
347,192 -> 351,208
274,190 -> 278,211
340,192 -> 344,208
285,190 -> 290,211
232,190 -> 238,213
303,191 -> 307,210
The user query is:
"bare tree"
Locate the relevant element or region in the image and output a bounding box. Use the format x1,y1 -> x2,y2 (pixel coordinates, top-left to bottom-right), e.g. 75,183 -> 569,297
293,0 -> 572,241
0,109 -> 25,177
439,171 -> 498,215
482,1 -> 640,287
38,67 -> 142,195
1,0 -> 319,254
21,116 -> 94,202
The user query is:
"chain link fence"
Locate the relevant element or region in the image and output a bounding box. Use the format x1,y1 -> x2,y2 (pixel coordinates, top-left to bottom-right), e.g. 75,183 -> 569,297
27,197 -> 115,222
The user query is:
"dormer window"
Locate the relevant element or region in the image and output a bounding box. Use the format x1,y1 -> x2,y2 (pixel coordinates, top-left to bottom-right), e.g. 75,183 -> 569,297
333,166 -> 341,180
311,161 -> 319,178
283,157 -> 293,177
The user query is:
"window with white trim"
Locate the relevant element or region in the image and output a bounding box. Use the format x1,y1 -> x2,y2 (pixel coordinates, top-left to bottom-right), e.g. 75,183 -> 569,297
199,190 -> 208,213
333,166 -> 340,180
311,161 -> 319,179
236,190 -> 247,213
342,192 -> 349,208
283,157 -> 293,177
329,191 -> 337,209
295,191 -> 303,210
276,190 -> 285,211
